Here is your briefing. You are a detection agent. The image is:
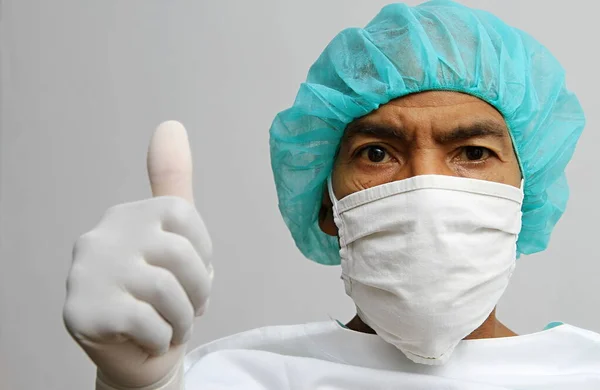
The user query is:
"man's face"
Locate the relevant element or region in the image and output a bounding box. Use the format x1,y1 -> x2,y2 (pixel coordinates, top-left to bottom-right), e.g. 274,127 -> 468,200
319,91 -> 522,235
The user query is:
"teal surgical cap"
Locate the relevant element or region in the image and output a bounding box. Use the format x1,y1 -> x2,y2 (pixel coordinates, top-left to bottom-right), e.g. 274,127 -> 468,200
269,0 -> 586,265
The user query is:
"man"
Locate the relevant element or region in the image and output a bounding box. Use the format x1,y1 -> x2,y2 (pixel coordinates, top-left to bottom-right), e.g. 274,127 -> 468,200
63,1 -> 599,389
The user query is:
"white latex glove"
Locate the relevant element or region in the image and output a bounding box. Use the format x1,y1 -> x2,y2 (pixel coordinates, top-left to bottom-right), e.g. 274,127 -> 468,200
63,121 -> 213,390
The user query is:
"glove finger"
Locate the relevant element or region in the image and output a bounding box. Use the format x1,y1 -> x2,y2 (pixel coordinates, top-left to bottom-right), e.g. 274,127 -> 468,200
123,298 -> 173,356
156,196 -> 213,267
126,265 -> 194,345
143,232 -> 212,316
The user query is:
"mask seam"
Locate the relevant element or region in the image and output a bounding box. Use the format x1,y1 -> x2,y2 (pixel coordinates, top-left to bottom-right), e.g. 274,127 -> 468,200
336,207 -> 352,295
334,176 -> 523,214
329,177 -> 353,294
338,186 -> 523,214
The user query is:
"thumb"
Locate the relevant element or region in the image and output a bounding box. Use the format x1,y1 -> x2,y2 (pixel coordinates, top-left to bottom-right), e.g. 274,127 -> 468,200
147,121 -> 194,205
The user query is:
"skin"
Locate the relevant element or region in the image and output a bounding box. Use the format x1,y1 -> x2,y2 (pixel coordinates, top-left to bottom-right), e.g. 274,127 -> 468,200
319,91 -> 521,339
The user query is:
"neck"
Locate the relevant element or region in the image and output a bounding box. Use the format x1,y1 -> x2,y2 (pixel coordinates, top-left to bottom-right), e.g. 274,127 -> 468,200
346,308 -> 517,339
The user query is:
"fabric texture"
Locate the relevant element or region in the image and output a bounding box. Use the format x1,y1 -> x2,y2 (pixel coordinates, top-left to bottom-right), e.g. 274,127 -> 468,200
269,0 -> 585,265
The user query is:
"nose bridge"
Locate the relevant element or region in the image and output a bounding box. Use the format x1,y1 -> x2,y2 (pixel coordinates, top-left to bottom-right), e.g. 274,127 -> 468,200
399,112 -> 456,178
408,148 -> 454,177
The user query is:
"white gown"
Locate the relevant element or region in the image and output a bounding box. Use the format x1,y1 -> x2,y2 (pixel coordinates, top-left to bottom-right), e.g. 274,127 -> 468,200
184,321 -> 600,389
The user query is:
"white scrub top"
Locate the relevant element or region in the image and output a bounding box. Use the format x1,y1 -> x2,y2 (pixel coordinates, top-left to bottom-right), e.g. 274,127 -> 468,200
184,321 -> 600,389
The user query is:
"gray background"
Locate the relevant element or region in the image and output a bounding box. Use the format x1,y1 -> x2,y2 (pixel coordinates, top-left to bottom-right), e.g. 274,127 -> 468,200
0,1 -> 597,389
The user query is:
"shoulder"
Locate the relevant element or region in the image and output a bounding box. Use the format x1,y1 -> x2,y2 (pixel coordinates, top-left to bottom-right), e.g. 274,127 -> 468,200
558,323 -> 600,343
536,323 -> 600,365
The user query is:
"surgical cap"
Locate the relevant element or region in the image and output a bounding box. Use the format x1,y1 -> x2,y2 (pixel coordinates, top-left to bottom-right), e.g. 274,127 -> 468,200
269,0 -> 585,265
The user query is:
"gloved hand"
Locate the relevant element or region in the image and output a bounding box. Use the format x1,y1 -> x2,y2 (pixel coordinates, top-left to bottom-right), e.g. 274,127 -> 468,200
63,121 -> 213,390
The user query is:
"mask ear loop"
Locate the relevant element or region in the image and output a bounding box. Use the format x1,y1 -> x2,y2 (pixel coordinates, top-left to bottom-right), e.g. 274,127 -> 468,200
515,177 -> 526,260
327,175 -> 339,207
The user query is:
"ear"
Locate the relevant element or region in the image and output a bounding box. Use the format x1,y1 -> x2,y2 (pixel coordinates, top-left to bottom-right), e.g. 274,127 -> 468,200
319,184 -> 338,237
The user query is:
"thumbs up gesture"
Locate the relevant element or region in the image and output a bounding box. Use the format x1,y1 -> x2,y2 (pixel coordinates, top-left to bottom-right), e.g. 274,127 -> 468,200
63,121 -> 213,390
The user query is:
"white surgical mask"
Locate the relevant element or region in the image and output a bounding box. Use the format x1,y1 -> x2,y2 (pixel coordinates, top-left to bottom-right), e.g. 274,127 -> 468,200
328,175 -> 524,365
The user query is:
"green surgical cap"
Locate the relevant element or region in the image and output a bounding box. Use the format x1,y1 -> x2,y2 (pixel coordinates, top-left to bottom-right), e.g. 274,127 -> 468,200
269,0 -> 585,265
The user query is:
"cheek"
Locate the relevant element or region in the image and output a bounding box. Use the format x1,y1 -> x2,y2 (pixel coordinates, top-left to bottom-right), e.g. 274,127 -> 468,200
354,170 -> 398,189
453,161 -> 521,188
453,164 -> 494,181
333,175 -> 375,199
332,160 -> 399,198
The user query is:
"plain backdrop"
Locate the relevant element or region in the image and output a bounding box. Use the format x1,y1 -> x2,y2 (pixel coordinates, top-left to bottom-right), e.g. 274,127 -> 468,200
0,1 -> 598,389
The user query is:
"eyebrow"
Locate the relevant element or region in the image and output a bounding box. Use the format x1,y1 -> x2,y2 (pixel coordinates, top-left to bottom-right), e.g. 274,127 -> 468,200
343,119 -> 508,144
435,120 -> 508,144
343,122 -> 409,143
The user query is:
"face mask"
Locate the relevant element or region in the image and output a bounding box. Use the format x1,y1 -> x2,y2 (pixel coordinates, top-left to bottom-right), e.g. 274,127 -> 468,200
328,175 -> 523,365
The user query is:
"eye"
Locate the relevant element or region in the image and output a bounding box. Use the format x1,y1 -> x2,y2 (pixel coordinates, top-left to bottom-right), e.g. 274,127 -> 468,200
462,146 -> 491,161
359,145 -> 391,163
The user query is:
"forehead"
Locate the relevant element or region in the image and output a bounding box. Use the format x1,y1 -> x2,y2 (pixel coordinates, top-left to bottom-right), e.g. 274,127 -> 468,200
354,91 -> 506,130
